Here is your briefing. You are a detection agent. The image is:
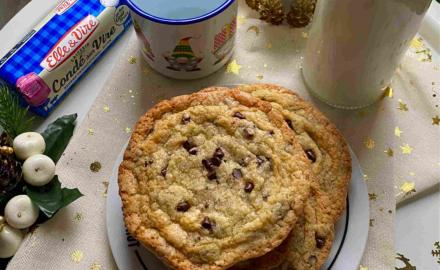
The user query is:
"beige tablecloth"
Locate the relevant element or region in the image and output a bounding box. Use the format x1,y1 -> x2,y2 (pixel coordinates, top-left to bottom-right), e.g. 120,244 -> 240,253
7,2 -> 439,270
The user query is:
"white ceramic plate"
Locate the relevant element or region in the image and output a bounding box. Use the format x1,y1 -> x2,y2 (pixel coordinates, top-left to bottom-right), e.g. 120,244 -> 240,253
107,145 -> 369,270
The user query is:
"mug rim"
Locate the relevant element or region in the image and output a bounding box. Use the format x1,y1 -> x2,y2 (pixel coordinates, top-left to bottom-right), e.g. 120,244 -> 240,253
125,0 -> 235,25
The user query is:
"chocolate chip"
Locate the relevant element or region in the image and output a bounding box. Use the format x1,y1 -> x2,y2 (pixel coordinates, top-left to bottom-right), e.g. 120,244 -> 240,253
315,234 -> 326,249
207,171 -> 217,180
181,113 -> 191,124
232,168 -> 242,179
285,119 -> 294,129
144,160 -> 153,167
202,159 -> 214,171
176,201 -> 191,212
268,130 -> 274,135
183,141 -> 197,155
243,128 -> 255,139
233,112 -> 245,119
244,182 -> 254,193
210,157 -> 221,167
201,217 -> 214,231
213,148 -> 225,159
305,149 -> 316,163
161,167 -> 167,177
262,193 -> 269,201
256,155 -> 266,167
188,147 -> 198,155
308,255 -> 317,265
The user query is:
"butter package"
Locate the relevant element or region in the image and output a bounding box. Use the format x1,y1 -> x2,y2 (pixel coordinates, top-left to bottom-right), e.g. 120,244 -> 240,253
0,0 -> 131,117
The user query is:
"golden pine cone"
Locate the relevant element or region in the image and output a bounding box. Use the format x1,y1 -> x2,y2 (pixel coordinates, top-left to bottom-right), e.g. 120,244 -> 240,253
287,0 -> 316,28
258,0 -> 285,25
245,0 -> 260,10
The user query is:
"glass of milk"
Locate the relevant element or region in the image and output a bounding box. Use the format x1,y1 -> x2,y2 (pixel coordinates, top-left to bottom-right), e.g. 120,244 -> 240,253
125,0 -> 237,80
302,0 -> 432,109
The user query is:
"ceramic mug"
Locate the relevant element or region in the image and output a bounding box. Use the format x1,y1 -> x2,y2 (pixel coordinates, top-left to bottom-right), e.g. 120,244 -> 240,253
125,0 -> 237,80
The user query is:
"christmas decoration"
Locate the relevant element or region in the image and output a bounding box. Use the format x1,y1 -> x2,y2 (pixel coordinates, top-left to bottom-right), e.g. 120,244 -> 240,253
163,37 -> 204,71
245,0 -> 317,27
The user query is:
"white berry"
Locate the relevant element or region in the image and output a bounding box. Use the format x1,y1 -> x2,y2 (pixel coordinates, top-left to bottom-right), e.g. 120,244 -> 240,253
13,132 -> 46,160
5,195 -> 39,229
0,216 -> 23,258
23,154 -> 55,186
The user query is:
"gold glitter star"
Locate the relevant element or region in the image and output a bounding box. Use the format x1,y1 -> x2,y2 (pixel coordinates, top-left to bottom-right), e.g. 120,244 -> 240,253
364,138 -> 375,149
266,42 -> 273,49
385,148 -> 394,157
432,115 -> 440,125
90,161 -> 102,173
101,181 -> 109,198
301,32 -> 309,39
410,38 -> 423,50
369,219 -> 374,227
368,193 -> 377,201
70,250 -> 84,263
400,181 -> 416,194
125,127 -> 132,133
383,86 -> 393,98
247,25 -> 260,35
359,265 -> 368,270
90,262 -> 102,270
394,126 -> 403,137
87,128 -> 94,135
256,74 -> 264,80
73,212 -> 84,223
400,143 -> 413,154
237,15 -> 246,25
103,105 -> 110,112
226,60 -> 242,75
397,99 -> 408,111
128,56 -> 137,64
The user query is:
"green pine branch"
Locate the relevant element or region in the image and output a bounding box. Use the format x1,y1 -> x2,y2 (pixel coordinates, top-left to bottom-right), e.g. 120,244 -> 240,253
0,82 -> 35,139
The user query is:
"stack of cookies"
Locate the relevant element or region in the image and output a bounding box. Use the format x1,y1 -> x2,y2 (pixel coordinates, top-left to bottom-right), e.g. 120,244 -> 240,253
118,84 -> 351,270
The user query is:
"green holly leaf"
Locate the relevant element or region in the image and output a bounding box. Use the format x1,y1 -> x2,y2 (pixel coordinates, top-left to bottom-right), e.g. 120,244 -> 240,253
41,114 -> 77,162
26,176 -> 83,218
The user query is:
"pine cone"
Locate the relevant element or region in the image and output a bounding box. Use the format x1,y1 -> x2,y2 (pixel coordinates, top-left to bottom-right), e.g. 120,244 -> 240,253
287,0 -> 316,28
246,0 -> 260,10
258,0 -> 285,25
0,133 -> 21,196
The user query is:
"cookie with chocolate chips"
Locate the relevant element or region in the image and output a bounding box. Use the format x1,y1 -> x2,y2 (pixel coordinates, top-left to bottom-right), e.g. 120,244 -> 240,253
232,84 -> 351,270
118,89 -> 312,270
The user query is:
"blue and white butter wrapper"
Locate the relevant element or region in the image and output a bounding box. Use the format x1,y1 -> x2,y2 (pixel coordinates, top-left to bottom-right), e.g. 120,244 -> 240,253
0,0 -> 131,117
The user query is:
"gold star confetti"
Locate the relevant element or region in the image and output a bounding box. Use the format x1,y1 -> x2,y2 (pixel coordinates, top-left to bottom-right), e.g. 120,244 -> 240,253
432,115 -> 440,125
383,86 -> 393,98
73,212 -> 84,223
400,143 -> 413,154
399,181 -> 416,195
90,262 -> 102,270
128,56 -> 137,64
70,249 -> 84,263
394,126 -> 403,137
87,128 -> 94,135
256,74 -> 264,80
301,32 -> 309,39
369,219 -> 374,227
410,38 -> 423,50
125,127 -> 132,133
396,253 -> 417,268
359,266 -> 368,270
237,15 -> 246,25
397,99 -> 408,111
226,60 -> 242,75
247,25 -> 260,35
90,161 -> 102,173
266,42 -> 272,49
101,181 -> 109,198
368,193 -> 377,201
103,105 -> 110,112
385,148 -> 394,157
364,138 -> 375,149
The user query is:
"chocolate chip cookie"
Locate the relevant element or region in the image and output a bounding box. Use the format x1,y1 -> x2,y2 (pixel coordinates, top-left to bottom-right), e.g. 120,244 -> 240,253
118,89 -> 312,270
232,84 -> 351,270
